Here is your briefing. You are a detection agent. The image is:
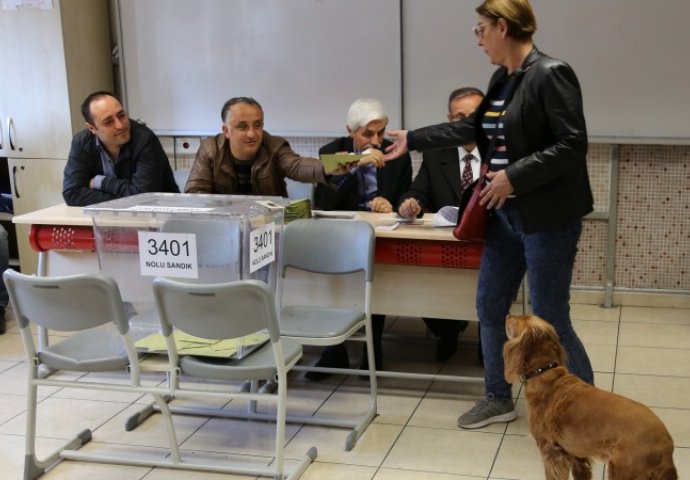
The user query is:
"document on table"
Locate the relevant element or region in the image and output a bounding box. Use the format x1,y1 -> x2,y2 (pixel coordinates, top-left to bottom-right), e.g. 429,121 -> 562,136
433,206 -> 459,227
135,330 -> 270,359
312,210 -> 359,220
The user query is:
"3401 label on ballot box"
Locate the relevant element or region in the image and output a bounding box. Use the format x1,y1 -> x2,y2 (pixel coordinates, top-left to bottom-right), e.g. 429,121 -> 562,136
249,222 -> 275,273
138,231 -> 199,279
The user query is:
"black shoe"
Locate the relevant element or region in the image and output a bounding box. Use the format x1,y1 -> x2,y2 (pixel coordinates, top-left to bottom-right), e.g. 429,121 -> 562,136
435,334 -> 459,362
0,306 -> 6,335
305,345 -> 349,382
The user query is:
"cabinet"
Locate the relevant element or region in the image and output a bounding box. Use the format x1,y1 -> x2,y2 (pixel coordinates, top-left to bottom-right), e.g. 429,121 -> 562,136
8,159 -> 67,274
0,0 -> 113,273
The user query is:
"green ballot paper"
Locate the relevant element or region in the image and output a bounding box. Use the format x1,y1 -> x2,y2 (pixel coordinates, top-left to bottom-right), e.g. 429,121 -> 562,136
135,330 -> 270,359
320,153 -> 364,174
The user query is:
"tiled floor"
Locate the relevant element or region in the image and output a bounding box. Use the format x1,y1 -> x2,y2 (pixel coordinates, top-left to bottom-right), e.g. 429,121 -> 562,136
1,303 -> 688,479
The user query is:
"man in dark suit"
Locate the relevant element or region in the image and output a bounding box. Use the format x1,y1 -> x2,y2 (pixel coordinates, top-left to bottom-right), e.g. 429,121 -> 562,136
314,98 -> 412,213
307,98 -> 412,381
398,87 -> 484,362
63,91 -> 179,206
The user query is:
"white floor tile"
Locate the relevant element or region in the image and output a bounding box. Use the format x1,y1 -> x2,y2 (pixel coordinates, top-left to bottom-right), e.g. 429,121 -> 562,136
652,407 -> 690,448
0,397 -> 130,439
297,461 -> 376,480
570,303 -> 621,322
316,385 -> 422,426
616,346 -> 690,377
620,306 -> 690,324
285,423 -> 403,467
572,318 -> 619,345
383,426 -> 501,477
613,373 -> 690,409
0,393 -> 26,425
374,468 -> 477,479
618,322 -> 690,349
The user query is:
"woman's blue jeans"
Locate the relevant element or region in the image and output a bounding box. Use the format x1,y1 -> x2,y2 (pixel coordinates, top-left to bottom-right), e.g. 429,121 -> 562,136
476,202 -> 594,399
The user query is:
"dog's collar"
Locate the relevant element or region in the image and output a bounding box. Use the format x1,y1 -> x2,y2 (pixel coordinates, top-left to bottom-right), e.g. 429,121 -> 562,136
519,362 -> 559,383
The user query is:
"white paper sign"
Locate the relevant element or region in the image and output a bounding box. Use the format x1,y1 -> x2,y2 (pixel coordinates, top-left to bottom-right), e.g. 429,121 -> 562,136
138,231 -> 198,278
2,0 -> 23,10
249,222 -> 275,273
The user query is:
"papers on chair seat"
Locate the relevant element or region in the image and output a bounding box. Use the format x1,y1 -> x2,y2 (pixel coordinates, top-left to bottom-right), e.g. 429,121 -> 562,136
135,330 -> 270,359
312,210 -> 359,220
433,206 -> 459,227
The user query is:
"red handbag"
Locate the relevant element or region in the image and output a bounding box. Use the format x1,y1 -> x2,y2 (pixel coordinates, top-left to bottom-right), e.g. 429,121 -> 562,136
453,163 -> 490,242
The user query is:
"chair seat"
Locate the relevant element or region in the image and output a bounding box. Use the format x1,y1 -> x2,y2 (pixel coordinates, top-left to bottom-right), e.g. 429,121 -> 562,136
38,328 -> 130,372
280,306 -> 365,338
179,338 -> 302,382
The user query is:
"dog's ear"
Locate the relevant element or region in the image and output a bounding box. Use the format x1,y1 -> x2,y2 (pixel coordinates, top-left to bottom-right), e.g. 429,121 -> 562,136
534,319 -> 568,367
551,328 -> 568,366
503,329 -> 528,383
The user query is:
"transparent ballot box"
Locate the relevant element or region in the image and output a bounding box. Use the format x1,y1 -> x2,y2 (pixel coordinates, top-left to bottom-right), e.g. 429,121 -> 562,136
85,193 -> 286,334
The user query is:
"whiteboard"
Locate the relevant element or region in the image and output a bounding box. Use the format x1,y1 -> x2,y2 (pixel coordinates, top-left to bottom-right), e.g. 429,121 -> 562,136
403,0 -> 690,142
118,0 -> 402,137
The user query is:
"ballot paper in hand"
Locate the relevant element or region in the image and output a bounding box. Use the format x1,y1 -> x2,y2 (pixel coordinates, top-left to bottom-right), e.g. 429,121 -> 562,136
319,153 -> 364,174
433,206 -> 459,227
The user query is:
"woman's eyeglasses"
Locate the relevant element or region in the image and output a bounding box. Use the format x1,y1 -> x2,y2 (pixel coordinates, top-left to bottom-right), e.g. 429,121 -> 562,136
472,22 -> 492,38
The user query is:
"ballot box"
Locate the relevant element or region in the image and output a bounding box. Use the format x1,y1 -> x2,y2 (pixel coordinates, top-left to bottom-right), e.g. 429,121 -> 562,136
85,193 -> 286,322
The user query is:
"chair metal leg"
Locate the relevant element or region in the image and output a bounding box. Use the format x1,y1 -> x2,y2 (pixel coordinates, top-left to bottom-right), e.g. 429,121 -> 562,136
285,447 -> 318,480
152,393 -> 182,463
124,395 -> 172,431
345,329 -> 378,451
274,373 -> 288,477
23,372 -> 92,479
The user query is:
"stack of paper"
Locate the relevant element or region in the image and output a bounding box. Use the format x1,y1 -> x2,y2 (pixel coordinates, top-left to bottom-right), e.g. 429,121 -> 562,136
284,197 -> 312,223
135,330 -> 271,359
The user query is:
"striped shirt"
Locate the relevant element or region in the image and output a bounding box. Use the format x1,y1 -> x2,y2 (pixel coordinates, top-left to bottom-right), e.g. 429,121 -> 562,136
482,81 -> 512,173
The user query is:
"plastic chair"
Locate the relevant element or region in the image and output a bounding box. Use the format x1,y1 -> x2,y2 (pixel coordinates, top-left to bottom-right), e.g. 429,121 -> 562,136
279,218 -> 378,450
2,269 -> 170,480
151,277 -> 316,479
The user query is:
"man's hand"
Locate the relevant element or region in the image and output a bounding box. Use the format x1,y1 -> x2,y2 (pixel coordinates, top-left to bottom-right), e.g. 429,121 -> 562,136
479,170 -> 514,209
358,148 -> 385,168
398,198 -> 421,219
330,162 -> 356,175
368,196 -> 393,213
383,130 -> 409,161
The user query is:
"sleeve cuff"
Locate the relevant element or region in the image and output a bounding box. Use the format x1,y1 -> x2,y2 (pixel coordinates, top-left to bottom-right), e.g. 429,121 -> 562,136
407,130 -> 417,151
92,175 -> 105,190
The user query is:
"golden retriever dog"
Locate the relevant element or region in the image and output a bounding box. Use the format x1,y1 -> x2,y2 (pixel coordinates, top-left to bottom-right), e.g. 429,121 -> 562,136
503,314 -> 677,480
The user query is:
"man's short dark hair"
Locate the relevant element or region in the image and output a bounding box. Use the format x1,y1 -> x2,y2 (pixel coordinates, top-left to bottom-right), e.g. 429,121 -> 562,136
81,91 -> 120,124
221,97 -> 263,123
447,87 -> 485,112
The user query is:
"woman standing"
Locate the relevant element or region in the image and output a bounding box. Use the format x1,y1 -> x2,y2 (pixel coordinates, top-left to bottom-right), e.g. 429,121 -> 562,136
385,0 -> 594,429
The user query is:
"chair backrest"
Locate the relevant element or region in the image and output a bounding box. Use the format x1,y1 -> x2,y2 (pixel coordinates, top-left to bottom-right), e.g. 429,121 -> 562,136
161,218 -> 241,283
152,277 -> 281,342
281,219 -> 375,281
3,269 -> 130,335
